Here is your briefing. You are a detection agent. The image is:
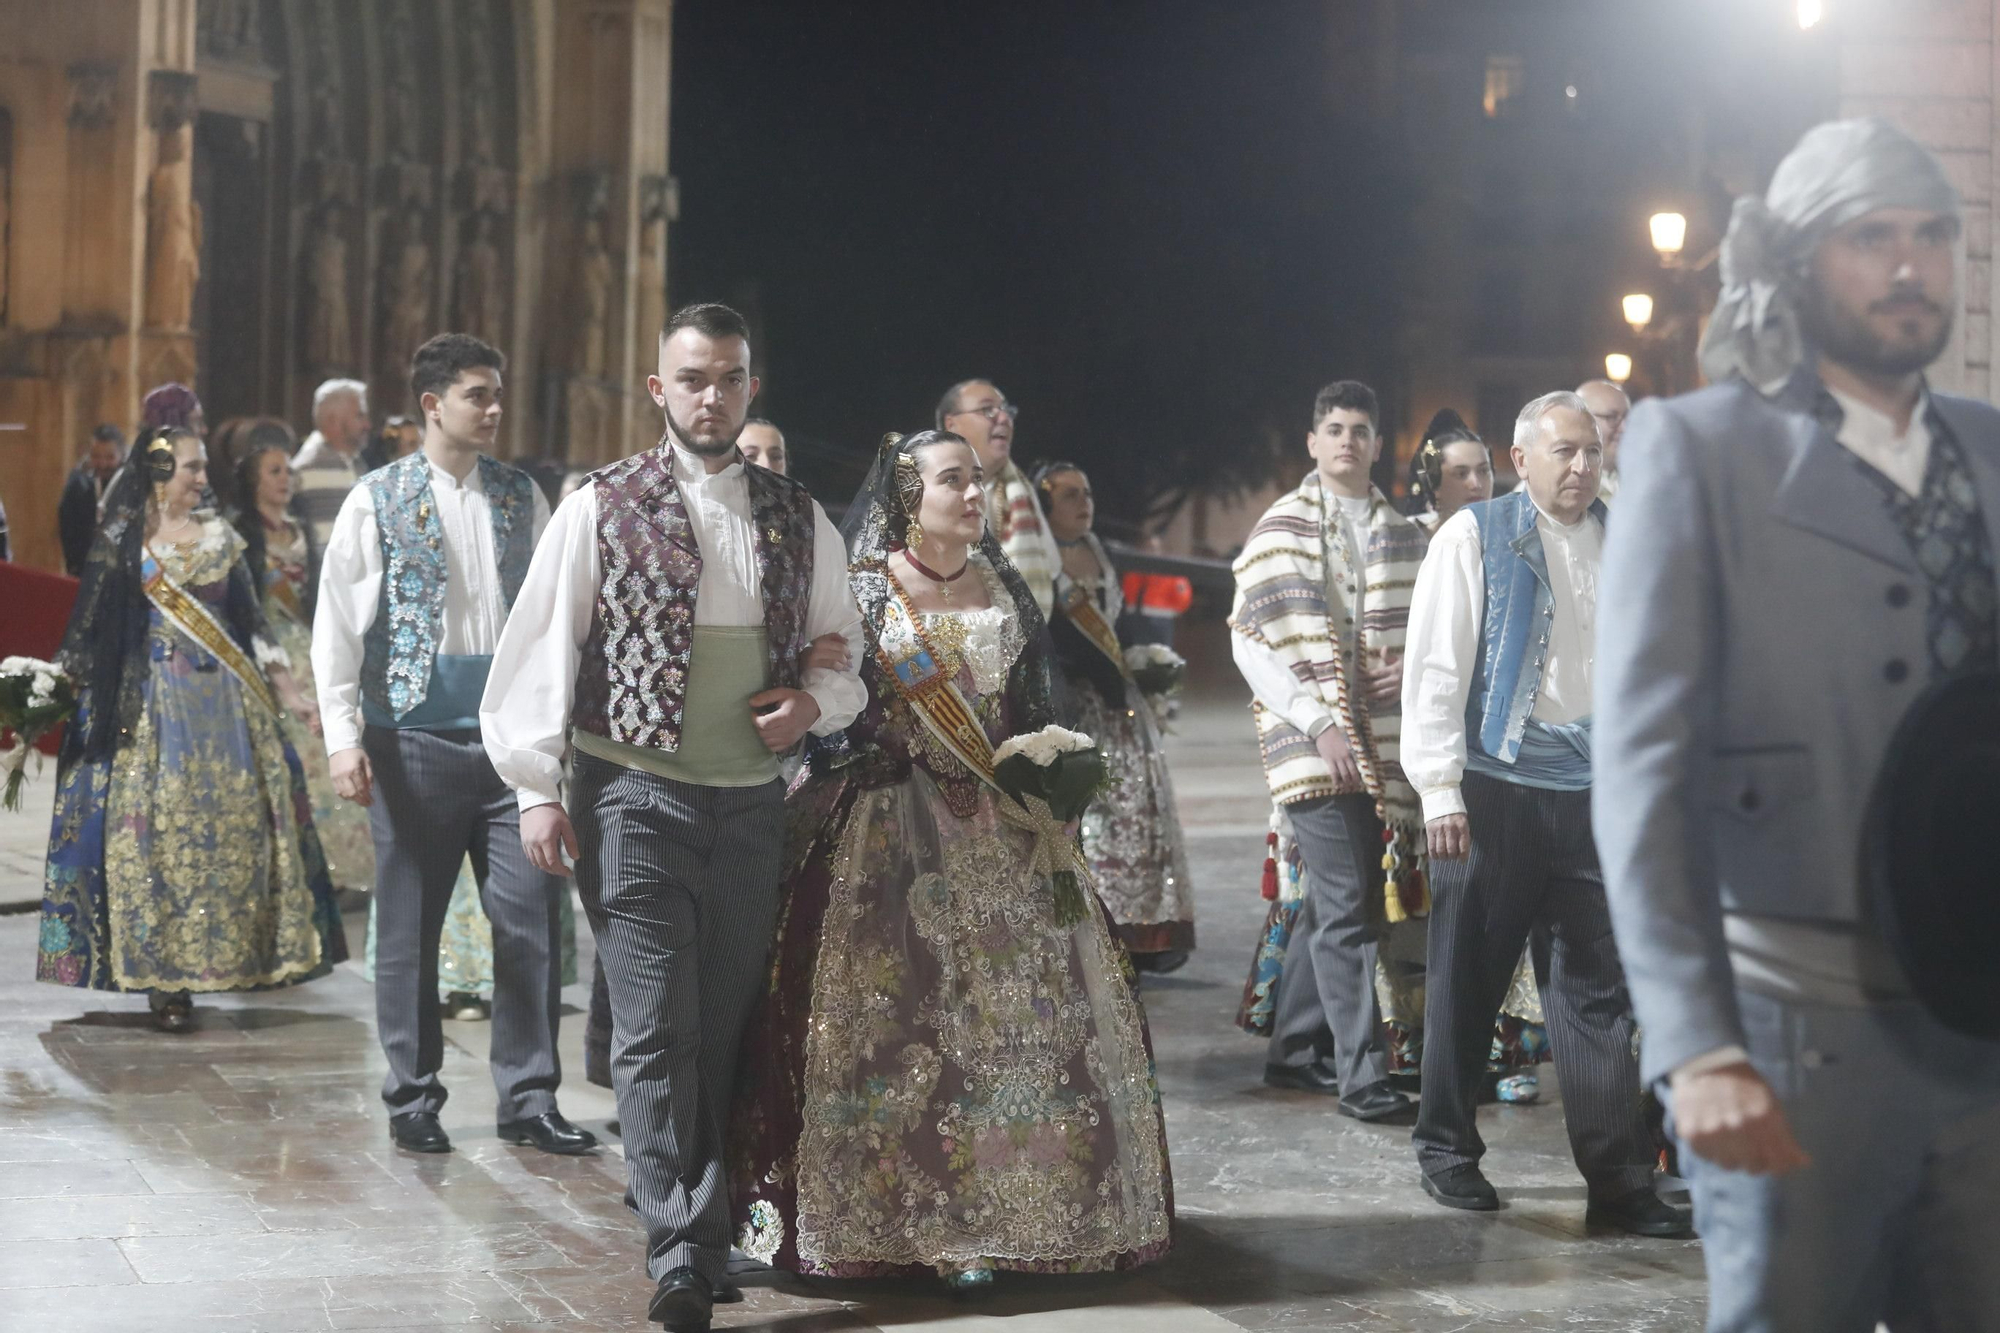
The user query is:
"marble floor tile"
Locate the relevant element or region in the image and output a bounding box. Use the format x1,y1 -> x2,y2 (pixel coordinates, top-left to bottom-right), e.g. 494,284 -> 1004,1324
0,1237 -> 141,1288
0,1191 -> 266,1241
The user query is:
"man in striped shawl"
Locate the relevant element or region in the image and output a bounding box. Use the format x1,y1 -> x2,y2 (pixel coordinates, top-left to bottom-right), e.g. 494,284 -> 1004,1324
1231,380 -> 1428,1123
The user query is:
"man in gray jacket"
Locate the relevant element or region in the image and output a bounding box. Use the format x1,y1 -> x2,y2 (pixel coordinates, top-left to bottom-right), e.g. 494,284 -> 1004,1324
1597,117 -> 2000,1332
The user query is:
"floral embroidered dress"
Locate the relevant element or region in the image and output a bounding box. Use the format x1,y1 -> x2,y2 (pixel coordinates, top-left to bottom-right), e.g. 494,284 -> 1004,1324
37,515 -> 346,991
730,553 -> 1172,1278
256,512 -> 374,891
1050,544 -> 1194,956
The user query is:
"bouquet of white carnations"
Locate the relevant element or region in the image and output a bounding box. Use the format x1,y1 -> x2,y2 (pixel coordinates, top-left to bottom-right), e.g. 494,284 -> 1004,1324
992,724 -> 1105,927
0,657 -> 78,812
1123,643 -> 1186,699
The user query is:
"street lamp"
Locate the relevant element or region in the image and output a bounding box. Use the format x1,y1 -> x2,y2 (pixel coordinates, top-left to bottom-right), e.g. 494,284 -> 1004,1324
1622,293 -> 1655,332
1649,212 -> 1688,261
1604,353 -> 1634,384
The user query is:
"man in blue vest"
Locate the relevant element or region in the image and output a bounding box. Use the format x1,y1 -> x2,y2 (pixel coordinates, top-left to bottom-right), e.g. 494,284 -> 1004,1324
1401,390 -> 1686,1235
313,333 -> 588,1158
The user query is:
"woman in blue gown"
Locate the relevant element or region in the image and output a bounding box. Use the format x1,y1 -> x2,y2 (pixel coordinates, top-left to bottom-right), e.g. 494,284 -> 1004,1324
36,428 -> 347,1031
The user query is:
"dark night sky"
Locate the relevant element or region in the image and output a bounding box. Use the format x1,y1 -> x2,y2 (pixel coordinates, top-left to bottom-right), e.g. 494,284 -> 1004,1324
666,1 -> 1406,528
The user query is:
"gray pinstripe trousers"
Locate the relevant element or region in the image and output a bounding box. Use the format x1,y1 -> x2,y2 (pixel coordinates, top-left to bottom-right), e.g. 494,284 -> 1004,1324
570,752 -> 786,1286
365,726 -> 565,1123
1413,771 -> 1655,1199
1266,793 -> 1393,1095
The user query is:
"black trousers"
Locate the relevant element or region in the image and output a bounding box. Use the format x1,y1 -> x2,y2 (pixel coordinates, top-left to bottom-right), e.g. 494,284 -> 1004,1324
1412,771 -> 1654,1200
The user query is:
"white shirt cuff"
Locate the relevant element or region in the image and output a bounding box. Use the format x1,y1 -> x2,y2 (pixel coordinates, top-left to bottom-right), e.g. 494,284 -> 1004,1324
1419,785 -> 1466,821
1303,713 -> 1335,740
517,787 -> 564,814
1670,1045 -> 1752,1085
322,717 -> 364,758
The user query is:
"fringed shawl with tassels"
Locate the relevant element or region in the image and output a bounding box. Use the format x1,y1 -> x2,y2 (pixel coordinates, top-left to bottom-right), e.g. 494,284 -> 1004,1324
1229,472 -> 1432,920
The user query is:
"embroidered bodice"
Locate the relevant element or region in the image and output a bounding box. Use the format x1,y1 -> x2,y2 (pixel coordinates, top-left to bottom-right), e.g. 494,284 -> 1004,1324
917,557 -> 1024,698
149,514 -> 243,597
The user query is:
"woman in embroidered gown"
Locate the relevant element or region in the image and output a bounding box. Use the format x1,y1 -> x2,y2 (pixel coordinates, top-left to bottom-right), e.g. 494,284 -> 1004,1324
1033,462 -> 1194,970
234,438 -> 374,892
730,431 -> 1172,1293
36,428 -> 347,1032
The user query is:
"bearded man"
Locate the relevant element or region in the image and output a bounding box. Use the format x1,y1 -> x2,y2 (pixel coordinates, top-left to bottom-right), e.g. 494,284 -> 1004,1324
1597,117 -> 2000,1331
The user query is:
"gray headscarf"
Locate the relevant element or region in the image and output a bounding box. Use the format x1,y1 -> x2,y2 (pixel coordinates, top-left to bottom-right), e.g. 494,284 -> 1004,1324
1697,116 -> 1961,394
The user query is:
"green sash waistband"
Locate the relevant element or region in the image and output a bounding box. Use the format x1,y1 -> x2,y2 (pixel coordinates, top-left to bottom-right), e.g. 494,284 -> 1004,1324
574,625 -> 778,788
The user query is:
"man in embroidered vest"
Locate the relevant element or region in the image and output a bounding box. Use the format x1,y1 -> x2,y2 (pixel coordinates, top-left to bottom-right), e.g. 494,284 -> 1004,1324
939,377 -> 1061,616
481,303 -> 865,1331
311,333 -> 579,1158
1231,380 -> 1423,1124
1401,390 -> 1686,1236
1598,118 -> 2000,1330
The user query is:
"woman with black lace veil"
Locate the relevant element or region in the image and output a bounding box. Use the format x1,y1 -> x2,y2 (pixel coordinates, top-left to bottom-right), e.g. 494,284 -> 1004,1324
728,430 -> 1172,1294
34,427 -> 347,1032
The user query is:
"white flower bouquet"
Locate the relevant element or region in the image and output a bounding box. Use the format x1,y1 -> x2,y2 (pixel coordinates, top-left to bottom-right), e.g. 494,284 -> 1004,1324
1123,643 -> 1186,698
992,724 -> 1105,927
0,656 -> 77,812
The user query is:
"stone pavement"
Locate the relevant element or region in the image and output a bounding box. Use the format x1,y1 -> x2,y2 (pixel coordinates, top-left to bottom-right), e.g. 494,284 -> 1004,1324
0,627 -> 1709,1331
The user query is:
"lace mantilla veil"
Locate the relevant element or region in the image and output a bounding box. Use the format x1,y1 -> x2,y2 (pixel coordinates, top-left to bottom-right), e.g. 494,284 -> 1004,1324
837,431 -> 1071,735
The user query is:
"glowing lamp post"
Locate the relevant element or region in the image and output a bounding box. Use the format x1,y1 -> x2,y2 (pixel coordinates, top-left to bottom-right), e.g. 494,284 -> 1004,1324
1604,353 -> 1634,384
1649,212 -> 1688,262
1622,293 -> 1655,333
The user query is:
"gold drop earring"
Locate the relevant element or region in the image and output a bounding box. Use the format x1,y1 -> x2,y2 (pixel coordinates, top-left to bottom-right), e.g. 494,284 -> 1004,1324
906,516 -> 926,553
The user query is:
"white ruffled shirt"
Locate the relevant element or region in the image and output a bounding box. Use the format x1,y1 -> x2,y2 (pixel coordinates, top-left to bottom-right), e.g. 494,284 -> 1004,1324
479,441 -> 866,812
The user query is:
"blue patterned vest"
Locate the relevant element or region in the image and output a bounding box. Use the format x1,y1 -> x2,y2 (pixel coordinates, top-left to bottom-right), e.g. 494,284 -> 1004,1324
359,453 -> 537,720
1464,487 -> 1609,764
571,443 -> 817,752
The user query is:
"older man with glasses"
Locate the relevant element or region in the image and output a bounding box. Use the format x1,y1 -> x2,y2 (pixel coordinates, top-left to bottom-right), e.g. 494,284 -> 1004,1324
1576,380 -> 1630,501
938,378 -> 1060,616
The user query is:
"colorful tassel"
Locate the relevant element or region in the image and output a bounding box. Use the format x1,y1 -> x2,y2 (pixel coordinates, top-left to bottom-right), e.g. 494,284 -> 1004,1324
1261,830 -> 1279,901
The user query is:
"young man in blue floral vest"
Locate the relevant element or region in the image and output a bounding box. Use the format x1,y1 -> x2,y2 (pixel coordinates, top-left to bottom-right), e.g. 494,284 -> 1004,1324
312,333 -> 584,1158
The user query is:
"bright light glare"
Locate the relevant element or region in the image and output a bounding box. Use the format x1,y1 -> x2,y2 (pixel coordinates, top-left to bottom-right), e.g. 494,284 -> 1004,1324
1798,0 -> 1824,29
1649,212 -> 1688,258
1605,353 -> 1634,383
1622,293 -> 1655,331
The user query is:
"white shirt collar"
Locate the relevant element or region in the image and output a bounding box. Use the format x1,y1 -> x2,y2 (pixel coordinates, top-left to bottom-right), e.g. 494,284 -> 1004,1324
1826,384 -> 1931,456
426,454 -> 483,493
668,439 -> 744,485
1529,494 -> 1594,537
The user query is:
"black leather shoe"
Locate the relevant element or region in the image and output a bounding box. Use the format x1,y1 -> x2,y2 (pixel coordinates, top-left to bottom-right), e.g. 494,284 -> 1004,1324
1263,1061 -> 1343,1094
1338,1083 -> 1417,1123
498,1110 -> 599,1156
1586,1187 -> 1695,1238
1421,1164 -> 1500,1211
389,1111 -> 451,1154
648,1267 -> 713,1331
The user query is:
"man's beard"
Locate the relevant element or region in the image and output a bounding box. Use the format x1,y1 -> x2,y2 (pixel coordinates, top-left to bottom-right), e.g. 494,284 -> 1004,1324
664,402 -> 743,457
1799,282 -> 1953,378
